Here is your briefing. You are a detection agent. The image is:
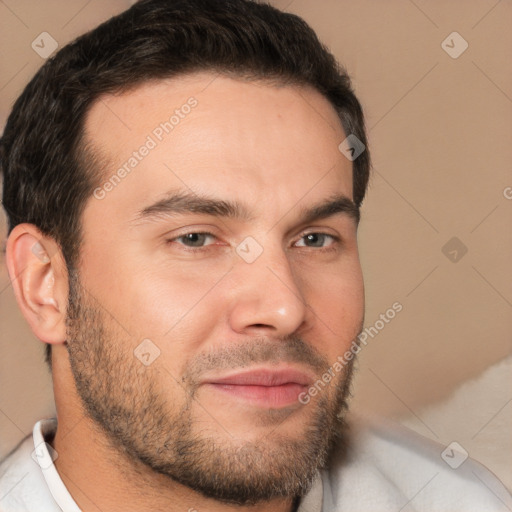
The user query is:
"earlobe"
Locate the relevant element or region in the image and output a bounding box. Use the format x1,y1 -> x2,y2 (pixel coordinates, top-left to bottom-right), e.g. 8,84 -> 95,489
5,224 -> 68,345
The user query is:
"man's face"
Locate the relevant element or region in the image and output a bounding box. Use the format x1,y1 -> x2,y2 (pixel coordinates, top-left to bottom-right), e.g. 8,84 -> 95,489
65,72 -> 364,504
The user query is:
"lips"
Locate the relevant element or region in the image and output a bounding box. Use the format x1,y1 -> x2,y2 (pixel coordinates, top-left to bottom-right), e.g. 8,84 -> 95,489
201,367 -> 315,408
203,367 -> 314,387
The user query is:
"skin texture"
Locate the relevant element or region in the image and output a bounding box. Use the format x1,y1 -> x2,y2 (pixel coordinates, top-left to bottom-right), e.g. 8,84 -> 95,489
6,72 -> 365,512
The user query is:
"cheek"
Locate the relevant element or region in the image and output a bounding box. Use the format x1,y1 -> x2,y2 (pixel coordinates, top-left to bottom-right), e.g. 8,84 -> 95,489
114,263 -> 228,349
306,260 -> 364,353
316,279 -> 363,324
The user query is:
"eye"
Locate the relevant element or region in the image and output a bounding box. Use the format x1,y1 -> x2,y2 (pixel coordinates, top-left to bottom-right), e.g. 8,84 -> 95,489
295,233 -> 338,249
169,232 -> 216,248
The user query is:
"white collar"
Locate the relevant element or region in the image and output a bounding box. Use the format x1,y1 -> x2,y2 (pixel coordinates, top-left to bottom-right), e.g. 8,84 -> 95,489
33,418 -> 81,512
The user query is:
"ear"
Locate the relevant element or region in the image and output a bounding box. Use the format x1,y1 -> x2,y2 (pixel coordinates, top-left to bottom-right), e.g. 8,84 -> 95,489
5,224 -> 69,345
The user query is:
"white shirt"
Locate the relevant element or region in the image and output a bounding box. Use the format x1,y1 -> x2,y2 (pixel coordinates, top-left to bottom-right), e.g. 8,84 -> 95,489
0,415 -> 511,511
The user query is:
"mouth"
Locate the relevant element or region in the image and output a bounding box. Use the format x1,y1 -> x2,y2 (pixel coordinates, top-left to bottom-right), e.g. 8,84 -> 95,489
200,367 -> 314,408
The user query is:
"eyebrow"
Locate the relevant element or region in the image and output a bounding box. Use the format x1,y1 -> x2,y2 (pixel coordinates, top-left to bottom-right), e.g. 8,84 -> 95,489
131,189 -> 360,226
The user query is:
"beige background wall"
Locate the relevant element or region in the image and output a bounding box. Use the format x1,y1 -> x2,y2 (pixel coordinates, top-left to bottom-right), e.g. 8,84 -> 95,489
1,0 -> 511,489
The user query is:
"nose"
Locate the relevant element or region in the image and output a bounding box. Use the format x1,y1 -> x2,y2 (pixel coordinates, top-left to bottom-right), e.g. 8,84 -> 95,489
227,242 -> 310,338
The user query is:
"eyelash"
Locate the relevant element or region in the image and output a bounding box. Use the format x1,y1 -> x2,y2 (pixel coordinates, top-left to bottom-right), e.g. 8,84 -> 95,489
166,231 -> 341,253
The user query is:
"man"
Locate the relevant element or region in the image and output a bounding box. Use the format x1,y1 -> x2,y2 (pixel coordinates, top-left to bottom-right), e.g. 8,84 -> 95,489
0,0 -> 510,511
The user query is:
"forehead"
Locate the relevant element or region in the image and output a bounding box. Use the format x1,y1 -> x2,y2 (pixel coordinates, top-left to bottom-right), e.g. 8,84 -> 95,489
81,72 -> 352,226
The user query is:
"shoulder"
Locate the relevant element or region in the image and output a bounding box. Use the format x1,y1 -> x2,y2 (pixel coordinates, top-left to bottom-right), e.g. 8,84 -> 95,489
0,419 -> 61,512
322,413 -> 512,512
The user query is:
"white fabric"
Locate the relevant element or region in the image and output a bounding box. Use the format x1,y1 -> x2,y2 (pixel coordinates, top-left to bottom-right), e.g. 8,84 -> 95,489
0,415 -> 511,511
0,419 -> 80,512
323,414 -> 512,511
